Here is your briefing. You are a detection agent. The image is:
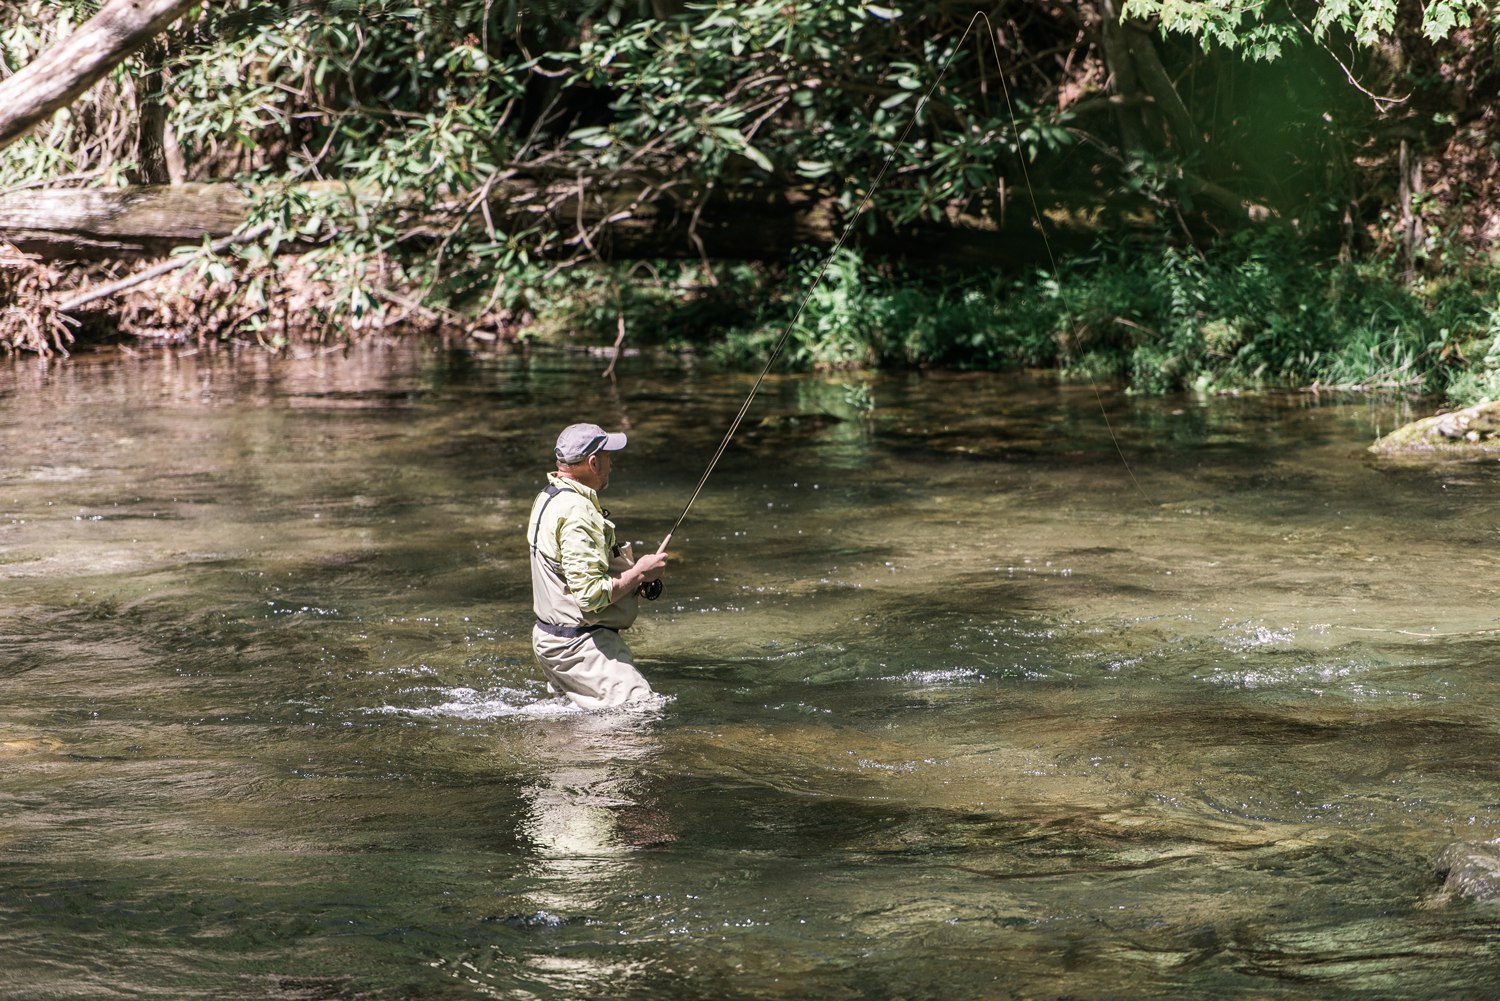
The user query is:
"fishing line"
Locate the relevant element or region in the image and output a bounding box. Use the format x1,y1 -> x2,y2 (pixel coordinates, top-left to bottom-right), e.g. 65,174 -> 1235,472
656,29 -> 973,554
971,12 -> 1151,504
659,11 -> 1146,555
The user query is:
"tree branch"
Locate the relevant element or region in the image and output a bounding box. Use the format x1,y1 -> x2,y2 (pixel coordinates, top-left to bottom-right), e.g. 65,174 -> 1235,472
0,0 -> 202,151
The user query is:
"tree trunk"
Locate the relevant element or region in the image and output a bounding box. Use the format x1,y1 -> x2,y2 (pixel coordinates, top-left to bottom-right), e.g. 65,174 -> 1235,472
134,87 -> 172,185
0,181 -> 1100,270
0,184 -> 251,256
1085,2 -> 1270,223
1398,139 -> 1423,279
1119,21 -> 1201,154
1090,1 -> 1204,157
1093,0 -> 1152,153
0,0 -> 201,151
130,39 -> 184,185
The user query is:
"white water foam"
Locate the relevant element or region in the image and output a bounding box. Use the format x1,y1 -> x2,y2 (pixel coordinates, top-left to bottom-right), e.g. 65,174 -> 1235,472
375,686 -> 581,719
373,686 -> 674,720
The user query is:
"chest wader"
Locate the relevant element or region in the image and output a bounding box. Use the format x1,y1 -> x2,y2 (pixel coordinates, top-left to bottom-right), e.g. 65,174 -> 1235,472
530,483 -> 639,635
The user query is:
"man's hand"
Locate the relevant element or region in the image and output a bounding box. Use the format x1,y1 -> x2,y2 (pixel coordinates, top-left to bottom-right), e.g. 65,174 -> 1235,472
610,550 -> 667,602
634,551 -> 667,582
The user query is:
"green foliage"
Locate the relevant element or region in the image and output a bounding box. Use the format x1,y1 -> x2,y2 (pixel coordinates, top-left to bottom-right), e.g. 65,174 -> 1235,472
1444,311 -> 1500,405
508,210 -> 1500,408
1124,0 -> 1489,54
2,0 -> 1498,402
551,1 -> 1064,228
2,0 -> 1072,331
1041,231 -> 1500,398
550,233 -> 1498,405
672,247 -> 1057,373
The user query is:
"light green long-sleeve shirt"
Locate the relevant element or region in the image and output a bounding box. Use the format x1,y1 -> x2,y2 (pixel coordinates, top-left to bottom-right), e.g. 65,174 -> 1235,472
527,472 -> 618,622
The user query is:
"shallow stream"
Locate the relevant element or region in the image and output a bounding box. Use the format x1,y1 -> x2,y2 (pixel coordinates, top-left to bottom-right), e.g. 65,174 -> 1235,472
2,345 -> 1499,999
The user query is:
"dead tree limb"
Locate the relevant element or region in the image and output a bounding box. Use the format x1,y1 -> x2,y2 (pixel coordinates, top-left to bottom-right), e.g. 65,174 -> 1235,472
55,222 -> 274,313
0,0 -> 202,151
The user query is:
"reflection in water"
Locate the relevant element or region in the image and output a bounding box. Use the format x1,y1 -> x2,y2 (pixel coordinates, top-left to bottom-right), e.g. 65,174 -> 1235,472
522,705 -> 673,883
448,704 -> 673,999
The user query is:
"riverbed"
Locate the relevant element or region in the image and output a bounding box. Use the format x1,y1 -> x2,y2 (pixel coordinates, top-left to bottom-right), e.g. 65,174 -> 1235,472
2,344 -> 1498,999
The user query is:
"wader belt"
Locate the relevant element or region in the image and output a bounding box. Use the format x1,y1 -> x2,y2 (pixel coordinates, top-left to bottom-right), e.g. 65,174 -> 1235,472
534,620 -> 617,638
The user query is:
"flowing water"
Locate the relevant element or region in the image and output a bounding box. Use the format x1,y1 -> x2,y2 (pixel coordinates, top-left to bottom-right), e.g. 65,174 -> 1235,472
2,344 -> 1499,1000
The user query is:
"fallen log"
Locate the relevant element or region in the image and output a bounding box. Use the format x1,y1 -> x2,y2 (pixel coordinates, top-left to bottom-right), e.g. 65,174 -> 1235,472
0,179 -> 1097,270
0,182 -> 251,257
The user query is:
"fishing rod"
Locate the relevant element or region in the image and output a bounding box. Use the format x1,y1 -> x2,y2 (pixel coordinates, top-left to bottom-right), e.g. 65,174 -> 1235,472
653,11 -> 1145,564
654,18 -> 981,560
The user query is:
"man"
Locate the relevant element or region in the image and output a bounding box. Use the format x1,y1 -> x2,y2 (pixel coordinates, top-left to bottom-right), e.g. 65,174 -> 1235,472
526,422 -> 668,709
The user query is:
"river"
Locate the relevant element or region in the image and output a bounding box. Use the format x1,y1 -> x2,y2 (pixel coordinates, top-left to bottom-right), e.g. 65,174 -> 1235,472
2,344 -> 1498,1000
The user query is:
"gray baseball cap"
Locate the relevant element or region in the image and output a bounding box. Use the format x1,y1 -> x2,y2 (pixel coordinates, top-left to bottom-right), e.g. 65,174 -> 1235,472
554,423 -> 627,463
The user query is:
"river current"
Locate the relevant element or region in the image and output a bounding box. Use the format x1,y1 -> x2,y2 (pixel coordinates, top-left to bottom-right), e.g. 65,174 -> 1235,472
2,344 -> 1498,1000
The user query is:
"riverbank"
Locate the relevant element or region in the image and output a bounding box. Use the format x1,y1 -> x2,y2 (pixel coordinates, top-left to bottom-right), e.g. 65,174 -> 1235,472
7,232 -> 1500,411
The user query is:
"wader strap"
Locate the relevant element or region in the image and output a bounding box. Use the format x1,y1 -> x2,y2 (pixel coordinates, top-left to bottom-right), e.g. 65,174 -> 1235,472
529,483 -> 566,557
530,483 -> 572,585
534,620 -> 617,639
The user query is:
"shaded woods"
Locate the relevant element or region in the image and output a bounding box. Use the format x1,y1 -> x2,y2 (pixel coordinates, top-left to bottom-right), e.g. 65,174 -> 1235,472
3,0 -> 1499,402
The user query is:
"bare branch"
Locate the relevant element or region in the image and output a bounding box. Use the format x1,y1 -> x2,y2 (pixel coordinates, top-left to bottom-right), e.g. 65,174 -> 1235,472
0,0 -> 203,150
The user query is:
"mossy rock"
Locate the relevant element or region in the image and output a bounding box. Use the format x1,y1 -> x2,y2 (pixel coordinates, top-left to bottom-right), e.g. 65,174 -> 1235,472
1435,842 -> 1500,903
1369,401 -> 1500,458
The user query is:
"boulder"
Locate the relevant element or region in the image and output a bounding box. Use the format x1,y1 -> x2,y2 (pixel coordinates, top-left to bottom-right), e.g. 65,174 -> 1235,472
1434,841 -> 1500,902
1369,401 -> 1500,458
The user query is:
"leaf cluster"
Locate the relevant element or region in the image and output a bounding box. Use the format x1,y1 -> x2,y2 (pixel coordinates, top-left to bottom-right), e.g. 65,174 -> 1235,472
2,0 -> 1498,397
2,1 -> 1078,318
1124,0 -> 1489,57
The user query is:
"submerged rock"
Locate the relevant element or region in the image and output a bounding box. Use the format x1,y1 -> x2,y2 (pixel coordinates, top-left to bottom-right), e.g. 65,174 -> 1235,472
755,412 -> 845,432
1434,841 -> 1500,902
0,736 -> 62,755
1369,401 -> 1500,458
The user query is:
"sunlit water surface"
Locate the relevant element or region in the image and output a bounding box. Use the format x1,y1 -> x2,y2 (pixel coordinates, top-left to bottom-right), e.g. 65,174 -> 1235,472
2,345 -> 1499,1000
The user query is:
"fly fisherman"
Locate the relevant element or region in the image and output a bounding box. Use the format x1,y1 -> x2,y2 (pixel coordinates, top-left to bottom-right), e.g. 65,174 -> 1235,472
526,423 -> 669,709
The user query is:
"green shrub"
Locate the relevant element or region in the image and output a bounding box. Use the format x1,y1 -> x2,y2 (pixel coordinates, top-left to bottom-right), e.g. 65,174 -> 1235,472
518,231 -> 1500,404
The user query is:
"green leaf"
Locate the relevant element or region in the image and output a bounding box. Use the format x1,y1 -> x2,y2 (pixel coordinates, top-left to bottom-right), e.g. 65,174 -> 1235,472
741,143 -> 774,172
569,126 -> 613,148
